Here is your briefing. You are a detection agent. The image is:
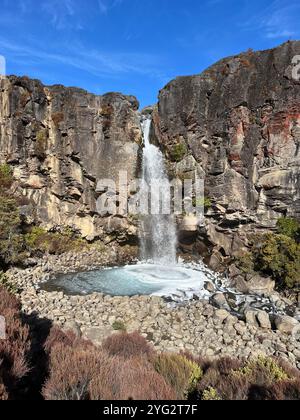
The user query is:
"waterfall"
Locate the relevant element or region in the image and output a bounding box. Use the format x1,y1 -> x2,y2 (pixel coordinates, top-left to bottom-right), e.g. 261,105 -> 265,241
140,117 -> 177,265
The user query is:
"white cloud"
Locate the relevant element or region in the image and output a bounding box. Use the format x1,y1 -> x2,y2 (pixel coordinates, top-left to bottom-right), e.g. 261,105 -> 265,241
41,0 -> 77,29
97,0 -> 123,14
242,0 -> 300,40
0,37 -> 167,81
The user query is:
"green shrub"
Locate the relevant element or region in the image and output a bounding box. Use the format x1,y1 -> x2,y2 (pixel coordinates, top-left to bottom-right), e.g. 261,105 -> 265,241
25,226 -> 87,255
0,196 -> 25,266
170,143 -> 187,162
253,233 -> 300,289
276,218 -> 300,242
112,321 -> 127,332
192,197 -> 212,212
0,272 -> 20,294
235,230 -> 300,290
202,387 -> 222,400
235,252 -> 255,274
0,164 -> 13,190
153,353 -> 202,399
233,357 -> 289,386
35,130 -> 47,160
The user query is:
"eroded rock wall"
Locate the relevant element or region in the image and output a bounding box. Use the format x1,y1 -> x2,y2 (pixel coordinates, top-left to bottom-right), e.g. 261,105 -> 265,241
0,76 -> 142,242
152,41 -> 300,265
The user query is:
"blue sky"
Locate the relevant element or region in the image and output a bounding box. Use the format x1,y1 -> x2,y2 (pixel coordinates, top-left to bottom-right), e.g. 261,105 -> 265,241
0,0 -> 299,107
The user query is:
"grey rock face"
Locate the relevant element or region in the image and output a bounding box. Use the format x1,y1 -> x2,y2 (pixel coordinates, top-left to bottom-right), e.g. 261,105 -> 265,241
0,76 -> 142,241
152,41 -> 300,266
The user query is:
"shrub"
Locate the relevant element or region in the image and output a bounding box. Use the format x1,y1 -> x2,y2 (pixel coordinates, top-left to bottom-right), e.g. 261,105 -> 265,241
0,287 -> 30,398
102,332 -> 154,360
233,357 -> 289,387
276,217 -> 300,242
192,197 -> 212,212
112,321 -> 127,332
35,130 -> 47,160
170,143 -> 187,162
43,344 -> 109,400
0,164 -> 13,190
0,184 -> 25,266
259,379 -> 300,401
25,226 -> 87,256
253,234 -> 300,289
0,378 -> 9,401
89,357 -> 177,401
236,232 -> 300,290
0,272 -> 20,295
44,327 -> 78,354
153,353 -> 202,399
202,387 -> 222,400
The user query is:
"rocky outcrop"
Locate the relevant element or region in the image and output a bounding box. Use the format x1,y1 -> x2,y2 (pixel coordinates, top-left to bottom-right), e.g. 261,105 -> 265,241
0,76 -> 142,242
152,41 -> 300,268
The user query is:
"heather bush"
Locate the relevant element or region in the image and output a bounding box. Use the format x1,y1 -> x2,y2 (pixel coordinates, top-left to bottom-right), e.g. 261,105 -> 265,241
43,343 -> 107,400
0,287 -> 30,398
0,376 -> 8,401
102,332 -> 154,360
153,353 -> 202,399
89,357 -> 177,401
117,357 -> 177,400
258,379 -> 300,401
44,327 -> 78,354
193,356 -> 297,401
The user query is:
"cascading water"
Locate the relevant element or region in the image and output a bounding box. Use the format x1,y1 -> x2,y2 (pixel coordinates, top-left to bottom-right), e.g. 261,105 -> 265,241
43,118 -> 216,300
140,118 -> 177,265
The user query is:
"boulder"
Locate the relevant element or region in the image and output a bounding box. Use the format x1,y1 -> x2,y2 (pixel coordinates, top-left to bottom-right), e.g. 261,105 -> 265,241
274,316 -> 300,337
214,309 -> 229,323
256,310 -> 272,330
234,275 -> 275,296
82,326 -> 116,346
245,310 -> 259,327
210,293 -> 230,310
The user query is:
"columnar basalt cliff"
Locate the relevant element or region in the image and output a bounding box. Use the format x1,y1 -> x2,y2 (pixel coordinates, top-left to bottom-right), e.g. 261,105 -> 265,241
151,41 -> 300,268
0,76 -> 142,243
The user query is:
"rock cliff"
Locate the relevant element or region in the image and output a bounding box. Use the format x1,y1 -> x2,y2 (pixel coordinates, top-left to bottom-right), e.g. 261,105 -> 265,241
1,42 -> 300,263
0,76 -> 142,242
151,41 -> 300,267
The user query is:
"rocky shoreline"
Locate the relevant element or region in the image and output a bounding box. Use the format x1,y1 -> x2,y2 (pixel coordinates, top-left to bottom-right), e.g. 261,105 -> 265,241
5,250 -> 300,370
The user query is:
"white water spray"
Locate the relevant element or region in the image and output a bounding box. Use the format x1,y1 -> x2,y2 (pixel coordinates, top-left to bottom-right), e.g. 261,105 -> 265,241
140,118 -> 177,265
